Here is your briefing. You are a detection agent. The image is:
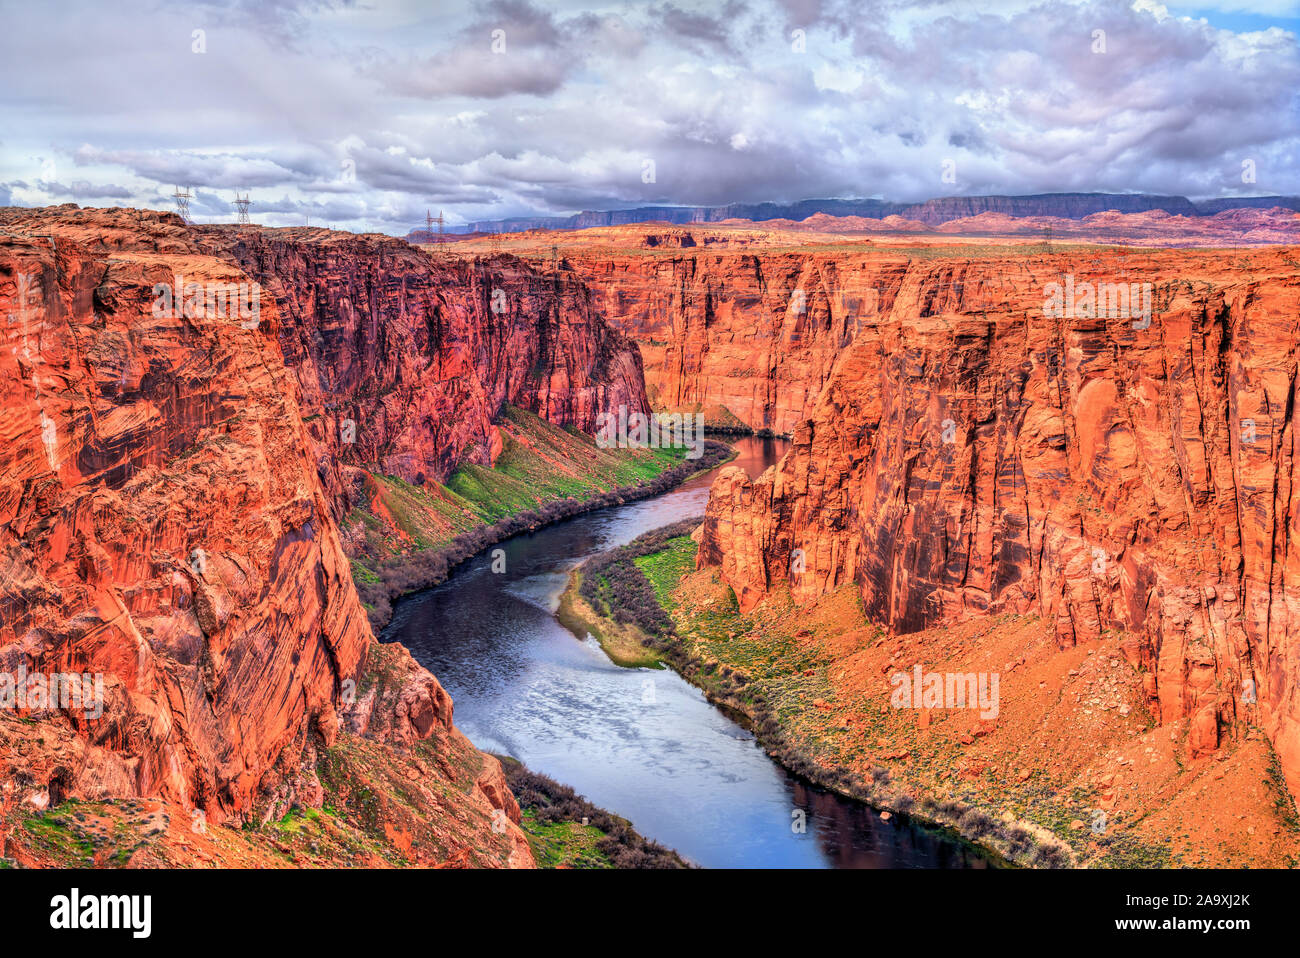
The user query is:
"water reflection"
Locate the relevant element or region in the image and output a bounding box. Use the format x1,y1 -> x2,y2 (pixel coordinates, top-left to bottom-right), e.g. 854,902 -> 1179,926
385,436 -> 990,868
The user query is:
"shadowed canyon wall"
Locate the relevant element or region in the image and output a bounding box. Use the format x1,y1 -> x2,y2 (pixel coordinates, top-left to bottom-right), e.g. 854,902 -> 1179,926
203,227 -> 648,519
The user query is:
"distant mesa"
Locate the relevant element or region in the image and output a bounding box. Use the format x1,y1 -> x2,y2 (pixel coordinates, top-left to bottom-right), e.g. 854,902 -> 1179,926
406,192 -> 1300,243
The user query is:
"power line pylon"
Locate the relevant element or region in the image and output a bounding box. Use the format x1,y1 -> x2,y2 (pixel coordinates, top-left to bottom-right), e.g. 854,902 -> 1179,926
426,209 -> 444,243
173,186 -> 192,224
233,191 -> 253,226
489,229 -> 501,254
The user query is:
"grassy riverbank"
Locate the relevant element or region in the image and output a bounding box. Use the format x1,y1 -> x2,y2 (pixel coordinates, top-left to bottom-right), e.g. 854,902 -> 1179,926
345,407 -> 733,630
555,533 -> 1067,867
561,532 -> 1300,869
497,756 -> 690,868
345,405 -> 686,575
556,519 -> 699,667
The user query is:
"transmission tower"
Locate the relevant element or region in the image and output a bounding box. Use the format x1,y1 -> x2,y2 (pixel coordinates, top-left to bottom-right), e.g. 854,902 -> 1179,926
489,229 -> 501,253
426,209 -> 444,243
173,186 -> 192,224
233,191 -> 253,226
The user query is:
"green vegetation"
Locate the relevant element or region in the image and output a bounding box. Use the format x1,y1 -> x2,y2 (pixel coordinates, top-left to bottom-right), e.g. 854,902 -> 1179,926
349,406 -> 734,630
500,755 -> 689,868
557,568 -> 665,669
347,405 -> 691,578
634,535 -> 696,614
446,406 -> 686,523
573,532 -> 1077,867
566,520 -> 704,668
349,559 -> 380,585
518,811 -> 614,868
23,812 -> 98,865
14,799 -> 156,868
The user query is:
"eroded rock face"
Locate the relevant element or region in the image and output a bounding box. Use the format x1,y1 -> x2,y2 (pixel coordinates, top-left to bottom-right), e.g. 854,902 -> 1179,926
512,211 -> 1296,437
0,206 -> 642,855
202,227 -> 648,518
567,251 -> 902,435
695,246 -> 1300,797
0,206 -> 368,821
339,641 -> 532,866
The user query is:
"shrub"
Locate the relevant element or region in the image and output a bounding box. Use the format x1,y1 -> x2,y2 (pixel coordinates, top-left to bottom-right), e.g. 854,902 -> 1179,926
500,759 -> 689,869
957,807 -> 994,838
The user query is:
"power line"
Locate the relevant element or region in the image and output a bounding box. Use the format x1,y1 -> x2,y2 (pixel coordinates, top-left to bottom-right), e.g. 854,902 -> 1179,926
233,191 -> 253,226
173,186 -> 192,224
426,209 -> 444,242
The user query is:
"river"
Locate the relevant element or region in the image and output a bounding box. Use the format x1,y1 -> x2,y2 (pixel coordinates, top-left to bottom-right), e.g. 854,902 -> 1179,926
383,436 -> 990,868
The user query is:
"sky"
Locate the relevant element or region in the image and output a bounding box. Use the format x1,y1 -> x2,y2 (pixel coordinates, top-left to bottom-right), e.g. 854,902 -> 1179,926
0,0 -> 1296,233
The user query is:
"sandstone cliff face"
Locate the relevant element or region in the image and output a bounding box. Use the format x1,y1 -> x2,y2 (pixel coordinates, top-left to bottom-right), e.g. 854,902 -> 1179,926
0,206 -> 641,864
567,251 -> 902,435
694,246 -> 1300,797
203,229 -> 647,520
0,206 -> 369,822
493,213 -> 1296,440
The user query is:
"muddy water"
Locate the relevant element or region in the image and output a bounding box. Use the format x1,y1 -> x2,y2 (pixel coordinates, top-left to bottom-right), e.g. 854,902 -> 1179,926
385,437 -> 990,868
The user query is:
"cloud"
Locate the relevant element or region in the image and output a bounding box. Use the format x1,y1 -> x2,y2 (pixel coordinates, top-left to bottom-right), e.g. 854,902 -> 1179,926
650,2 -> 743,56
369,0 -> 580,98
0,0 -> 1293,233
41,180 -> 135,200
373,46 -> 572,98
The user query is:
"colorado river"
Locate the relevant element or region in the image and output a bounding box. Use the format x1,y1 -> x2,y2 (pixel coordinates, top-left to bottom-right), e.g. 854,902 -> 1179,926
384,437 -> 990,868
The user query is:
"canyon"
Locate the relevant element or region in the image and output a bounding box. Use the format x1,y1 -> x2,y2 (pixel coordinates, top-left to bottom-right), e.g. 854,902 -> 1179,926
440,213 -> 1300,846
0,205 -> 650,866
452,208 -> 1298,436
2,200 -> 1298,867
673,241 -> 1300,809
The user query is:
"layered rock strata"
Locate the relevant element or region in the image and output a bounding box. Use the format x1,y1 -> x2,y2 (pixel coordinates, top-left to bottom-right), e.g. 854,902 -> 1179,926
694,245 -> 1300,798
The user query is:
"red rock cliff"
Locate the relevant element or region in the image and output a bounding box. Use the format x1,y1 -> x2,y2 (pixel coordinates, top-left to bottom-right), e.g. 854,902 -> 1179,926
694,246 -> 1300,797
203,228 -> 648,517
567,250 -> 895,435
0,207 -> 369,822
0,206 -> 642,858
